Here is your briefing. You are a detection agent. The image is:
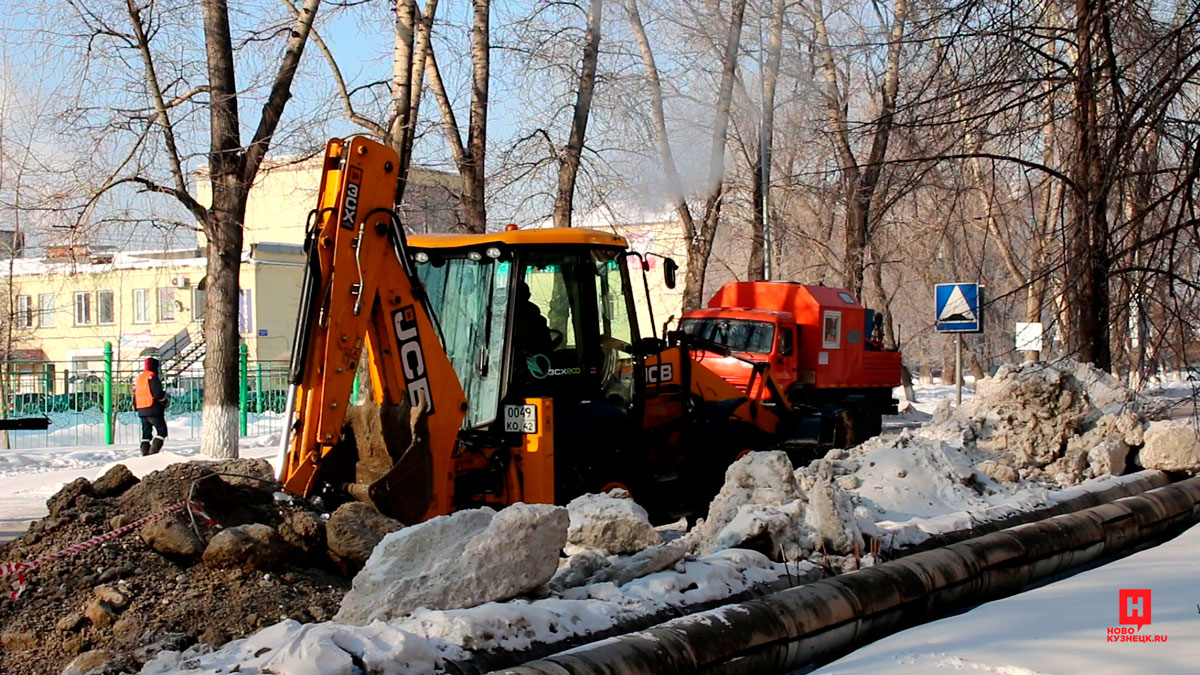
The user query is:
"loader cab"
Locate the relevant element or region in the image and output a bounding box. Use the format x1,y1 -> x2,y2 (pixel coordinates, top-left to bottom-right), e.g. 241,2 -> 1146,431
409,229 -> 643,434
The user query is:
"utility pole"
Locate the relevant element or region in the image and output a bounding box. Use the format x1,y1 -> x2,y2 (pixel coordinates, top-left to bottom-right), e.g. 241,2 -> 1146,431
758,10 -> 772,281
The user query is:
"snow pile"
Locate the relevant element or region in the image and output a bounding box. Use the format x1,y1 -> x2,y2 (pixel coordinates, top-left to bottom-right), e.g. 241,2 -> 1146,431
566,491 -> 661,554
336,503 -> 569,625
682,451 -> 811,559
1139,420 -> 1200,473
689,360 -> 1176,562
681,451 -> 875,559
144,548 -> 812,673
141,619 -> 444,675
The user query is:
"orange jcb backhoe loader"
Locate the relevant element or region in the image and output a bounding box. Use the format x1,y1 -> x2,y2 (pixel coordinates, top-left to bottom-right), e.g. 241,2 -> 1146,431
276,136 -> 799,522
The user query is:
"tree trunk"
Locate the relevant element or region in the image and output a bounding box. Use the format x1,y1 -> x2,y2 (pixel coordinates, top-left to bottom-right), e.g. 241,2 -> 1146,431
624,0 -> 699,296
463,0 -> 490,233
199,0 -> 246,458
553,0 -> 603,228
747,0 -> 785,281
389,0 -> 417,201
811,0 -> 907,298
748,150 -> 765,280
198,0 -> 318,457
683,0 -> 747,311
1066,0 -> 1111,371
398,0 -> 438,192
201,205 -> 246,459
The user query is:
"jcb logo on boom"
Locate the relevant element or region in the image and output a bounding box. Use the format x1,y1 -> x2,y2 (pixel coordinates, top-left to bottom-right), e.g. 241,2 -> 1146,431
646,363 -> 673,383
393,305 -> 435,414
340,167 -> 362,230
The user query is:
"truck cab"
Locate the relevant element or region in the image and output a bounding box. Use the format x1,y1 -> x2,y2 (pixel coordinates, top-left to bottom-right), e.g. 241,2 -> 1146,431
681,307 -> 799,396
681,281 -> 902,446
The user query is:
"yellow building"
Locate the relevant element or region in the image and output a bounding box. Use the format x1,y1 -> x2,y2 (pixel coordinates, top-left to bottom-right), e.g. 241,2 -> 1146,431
0,156 -> 459,389
195,156 -> 462,250
2,244 -> 304,375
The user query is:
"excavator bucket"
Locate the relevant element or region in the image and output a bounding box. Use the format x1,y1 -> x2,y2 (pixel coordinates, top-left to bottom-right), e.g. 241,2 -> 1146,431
336,399 -> 433,525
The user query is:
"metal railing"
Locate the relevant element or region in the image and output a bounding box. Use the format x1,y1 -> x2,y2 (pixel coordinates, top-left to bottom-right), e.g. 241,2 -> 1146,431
0,343 -> 290,450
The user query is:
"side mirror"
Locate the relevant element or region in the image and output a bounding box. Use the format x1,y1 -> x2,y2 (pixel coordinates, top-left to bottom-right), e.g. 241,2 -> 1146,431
664,258 -> 678,289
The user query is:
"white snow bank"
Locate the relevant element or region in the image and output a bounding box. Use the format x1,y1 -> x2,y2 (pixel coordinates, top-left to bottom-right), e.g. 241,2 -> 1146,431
812,360 -> 1172,534
0,436 -> 280,531
141,619 -> 443,675
872,470 -> 1162,549
815,522 -> 1200,674
566,492 -> 661,554
143,548 -> 814,673
337,503 -> 569,625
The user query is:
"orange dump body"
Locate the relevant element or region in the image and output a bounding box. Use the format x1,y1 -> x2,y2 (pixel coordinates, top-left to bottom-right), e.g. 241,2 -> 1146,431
684,281 -> 901,395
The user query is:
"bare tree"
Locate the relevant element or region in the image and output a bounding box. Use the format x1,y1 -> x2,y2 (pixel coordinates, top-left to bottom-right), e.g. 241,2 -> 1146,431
553,0 -> 605,228
65,0 -> 322,457
747,0 -> 785,281
625,0 -> 747,310
425,0 -> 491,232
807,0 -> 908,300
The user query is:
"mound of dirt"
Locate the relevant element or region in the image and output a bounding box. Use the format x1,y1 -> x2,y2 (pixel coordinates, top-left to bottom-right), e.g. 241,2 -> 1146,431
0,459 -> 350,675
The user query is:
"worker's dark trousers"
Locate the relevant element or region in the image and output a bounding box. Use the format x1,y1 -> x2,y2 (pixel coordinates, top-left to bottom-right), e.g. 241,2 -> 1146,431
139,415 -> 168,456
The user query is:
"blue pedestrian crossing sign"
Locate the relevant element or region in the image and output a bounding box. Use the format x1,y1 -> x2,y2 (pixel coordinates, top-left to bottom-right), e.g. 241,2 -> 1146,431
935,283 -> 983,333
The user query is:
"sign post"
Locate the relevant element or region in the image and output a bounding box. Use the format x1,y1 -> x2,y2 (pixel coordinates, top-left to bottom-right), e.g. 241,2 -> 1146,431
934,283 -> 983,405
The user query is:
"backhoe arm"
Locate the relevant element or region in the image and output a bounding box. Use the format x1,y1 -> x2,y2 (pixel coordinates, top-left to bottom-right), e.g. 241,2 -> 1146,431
276,137 -> 467,521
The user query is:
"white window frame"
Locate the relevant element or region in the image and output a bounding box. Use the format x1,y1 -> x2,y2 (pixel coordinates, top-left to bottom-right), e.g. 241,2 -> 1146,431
822,310 -> 842,350
38,293 -> 56,328
192,287 -> 206,322
132,289 -> 150,324
15,295 -> 32,329
97,289 -> 115,325
157,287 -> 176,323
74,291 -> 92,326
237,288 -> 253,334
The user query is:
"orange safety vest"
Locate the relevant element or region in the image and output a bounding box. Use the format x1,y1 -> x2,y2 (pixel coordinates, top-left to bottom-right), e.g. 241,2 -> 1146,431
134,371 -> 157,410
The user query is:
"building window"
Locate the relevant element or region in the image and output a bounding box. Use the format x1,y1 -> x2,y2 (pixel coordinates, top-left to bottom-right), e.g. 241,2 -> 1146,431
74,292 -> 92,326
15,295 -> 32,329
97,290 -> 114,325
157,287 -> 176,322
38,293 -> 56,328
133,289 -> 150,324
238,289 -> 253,334
192,287 -> 206,322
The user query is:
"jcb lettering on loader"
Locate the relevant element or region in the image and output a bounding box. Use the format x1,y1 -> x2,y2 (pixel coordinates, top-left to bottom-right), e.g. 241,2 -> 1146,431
646,363 -> 674,383
393,306 -> 434,414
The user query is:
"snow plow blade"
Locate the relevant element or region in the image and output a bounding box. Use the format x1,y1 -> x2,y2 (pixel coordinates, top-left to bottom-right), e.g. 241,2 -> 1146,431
339,399 -> 433,524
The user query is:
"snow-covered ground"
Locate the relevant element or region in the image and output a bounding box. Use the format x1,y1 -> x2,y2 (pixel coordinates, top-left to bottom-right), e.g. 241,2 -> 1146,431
0,434 -> 280,539
4,364 -> 1196,674
815,521 -> 1200,675
0,410 -> 284,451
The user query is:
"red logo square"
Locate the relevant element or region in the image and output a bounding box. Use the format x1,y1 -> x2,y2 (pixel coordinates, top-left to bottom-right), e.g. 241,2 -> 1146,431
1119,589 -> 1152,630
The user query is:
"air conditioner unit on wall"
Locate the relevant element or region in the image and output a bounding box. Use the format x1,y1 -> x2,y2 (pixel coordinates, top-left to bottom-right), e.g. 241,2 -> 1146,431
171,276 -> 190,288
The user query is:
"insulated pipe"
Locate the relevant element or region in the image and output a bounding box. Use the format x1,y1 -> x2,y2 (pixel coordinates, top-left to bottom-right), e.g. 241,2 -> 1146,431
451,472 -> 1171,674
498,476 -> 1200,675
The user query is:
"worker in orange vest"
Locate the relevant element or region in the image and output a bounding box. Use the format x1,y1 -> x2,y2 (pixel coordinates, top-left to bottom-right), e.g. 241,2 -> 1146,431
134,357 -> 170,456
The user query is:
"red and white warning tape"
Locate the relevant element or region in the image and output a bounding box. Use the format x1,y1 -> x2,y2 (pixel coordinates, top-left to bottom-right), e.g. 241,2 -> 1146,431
0,499 -> 216,601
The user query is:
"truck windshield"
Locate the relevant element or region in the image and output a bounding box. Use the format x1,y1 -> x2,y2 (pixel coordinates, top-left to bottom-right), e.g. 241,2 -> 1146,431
416,256 -> 511,428
680,318 -> 776,355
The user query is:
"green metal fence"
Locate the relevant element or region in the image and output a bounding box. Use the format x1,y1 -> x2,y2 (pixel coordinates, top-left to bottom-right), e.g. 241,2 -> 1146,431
0,343 -> 290,450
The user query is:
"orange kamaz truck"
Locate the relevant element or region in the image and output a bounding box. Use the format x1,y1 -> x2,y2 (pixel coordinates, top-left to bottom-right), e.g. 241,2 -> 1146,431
680,281 -> 902,447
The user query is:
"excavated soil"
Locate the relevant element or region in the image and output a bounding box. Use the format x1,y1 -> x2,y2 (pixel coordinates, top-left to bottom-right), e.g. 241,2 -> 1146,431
0,460 -> 349,675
